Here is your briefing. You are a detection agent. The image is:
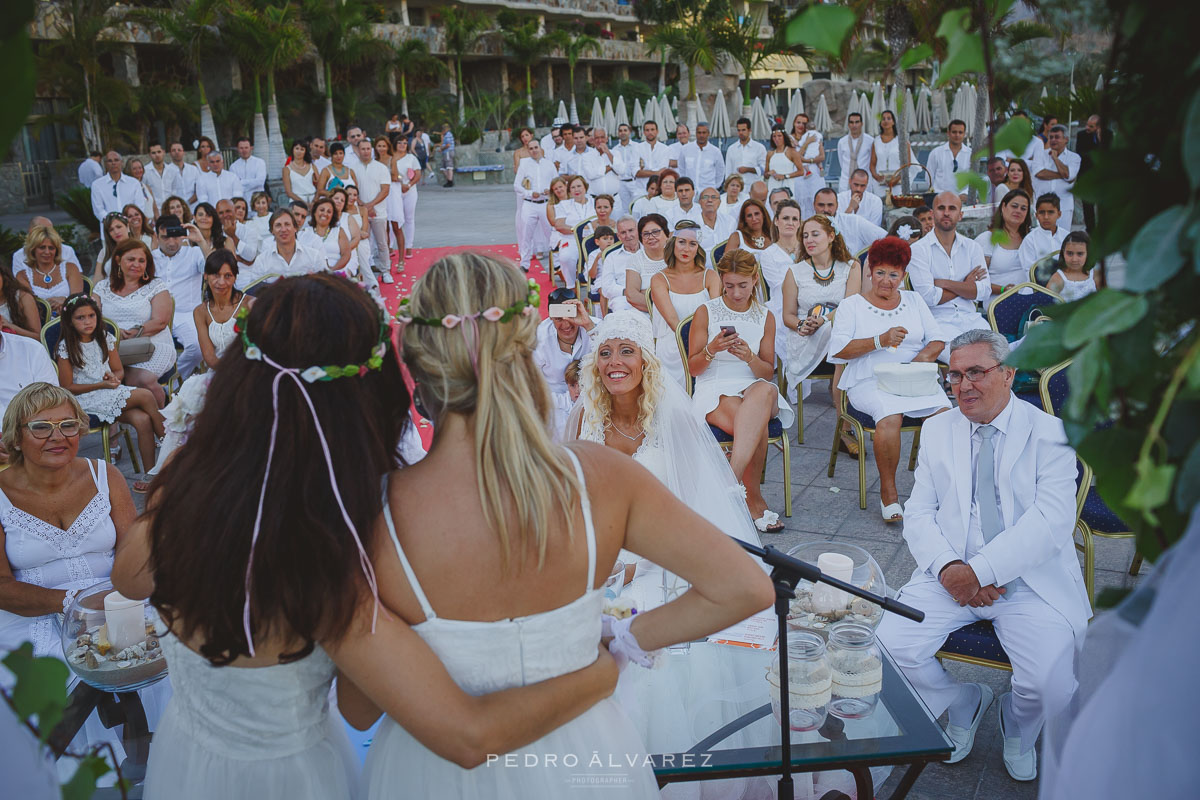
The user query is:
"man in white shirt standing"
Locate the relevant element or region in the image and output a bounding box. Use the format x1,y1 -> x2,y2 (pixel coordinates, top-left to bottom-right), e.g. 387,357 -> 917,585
150,215 -> 206,378
837,169 -> 884,227
141,143 -> 176,204
878,329 -> 1088,783
836,113 -> 874,192
229,137 -> 267,203
812,188 -> 887,256
349,138 -> 393,283
612,123 -> 640,214
792,113 -> 826,218
1031,125 -> 1081,231
195,151 -> 242,207
539,119 -> 565,159
310,137 -> 331,173
597,215 -> 641,313
926,119 -> 973,197
78,152 -> 103,187
582,128 -> 621,200
667,123 -> 690,175
725,118 -> 766,181
680,122 -> 725,194
513,141 -> 560,272
168,142 -> 200,205
634,120 -> 672,196
563,126 -> 593,177
907,191 -> 990,360
90,150 -> 145,223
985,156 -> 1009,205
671,178 -> 703,228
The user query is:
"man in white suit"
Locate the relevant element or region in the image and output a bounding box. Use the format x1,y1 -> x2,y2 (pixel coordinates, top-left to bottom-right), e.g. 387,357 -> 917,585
878,330 -> 1089,783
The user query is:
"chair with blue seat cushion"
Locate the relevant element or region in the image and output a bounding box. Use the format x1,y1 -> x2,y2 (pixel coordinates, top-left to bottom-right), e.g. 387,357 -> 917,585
1029,254 -> 1059,288
243,274 -> 280,296
827,392 -> 924,510
34,297 -> 52,326
986,282 -> 1061,341
710,242 -> 726,265
39,316 -> 141,473
677,315 -> 791,517
935,619 -> 1012,671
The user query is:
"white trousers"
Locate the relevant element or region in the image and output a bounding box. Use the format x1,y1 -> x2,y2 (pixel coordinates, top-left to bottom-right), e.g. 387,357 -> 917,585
366,216 -> 390,272
514,190 -> 526,250
878,578 -> 1077,753
398,187 -> 417,250
617,181 -> 638,218
933,309 -> 991,363
519,201 -> 551,268
794,173 -> 826,219
171,311 -> 201,380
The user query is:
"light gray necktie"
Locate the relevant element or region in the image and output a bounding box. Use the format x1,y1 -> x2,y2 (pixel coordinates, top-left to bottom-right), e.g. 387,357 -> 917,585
977,425 -> 1003,542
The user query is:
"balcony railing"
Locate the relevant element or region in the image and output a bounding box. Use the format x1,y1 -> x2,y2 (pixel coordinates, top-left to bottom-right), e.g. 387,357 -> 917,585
372,25 -> 658,63
426,0 -> 636,20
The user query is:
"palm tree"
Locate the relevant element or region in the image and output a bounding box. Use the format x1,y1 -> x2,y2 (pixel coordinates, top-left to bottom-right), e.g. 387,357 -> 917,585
437,7 -> 490,124
712,7 -> 796,115
548,30 -> 600,124
389,38 -> 445,118
644,24 -> 718,125
302,0 -> 390,140
127,0 -> 223,150
223,2 -> 308,185
502,20 -> 557,129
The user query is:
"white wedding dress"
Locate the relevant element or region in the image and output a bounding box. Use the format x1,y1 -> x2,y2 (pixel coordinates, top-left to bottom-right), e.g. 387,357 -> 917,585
361,450 -> 660,799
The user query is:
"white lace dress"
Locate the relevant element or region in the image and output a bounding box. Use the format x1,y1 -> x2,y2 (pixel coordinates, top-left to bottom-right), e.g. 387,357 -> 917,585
16,263 -> 72,304
361,451 -> 660,799
92,279 -> 178,378
782,260 -> 854,400
691,297 -> 794,429
143,636 -> 357,799
57,334 -> 133,423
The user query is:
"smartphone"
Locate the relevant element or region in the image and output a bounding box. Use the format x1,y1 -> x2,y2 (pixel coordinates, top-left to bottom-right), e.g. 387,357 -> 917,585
164,226 -> 187,238
548,303 -> 576,319
720,325 -> 737,337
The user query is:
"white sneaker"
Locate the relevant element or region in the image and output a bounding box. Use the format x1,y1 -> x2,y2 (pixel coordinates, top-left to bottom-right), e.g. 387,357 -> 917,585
945,683 -> 993,764
381,273 -> 394,284
999,692 -> 1037,781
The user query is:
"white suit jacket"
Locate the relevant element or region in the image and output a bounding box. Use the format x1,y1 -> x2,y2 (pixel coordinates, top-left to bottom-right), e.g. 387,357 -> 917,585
902,399 -> 1091,636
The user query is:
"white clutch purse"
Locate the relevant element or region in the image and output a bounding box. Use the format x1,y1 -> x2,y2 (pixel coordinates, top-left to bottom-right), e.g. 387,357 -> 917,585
874,362 -> 941,397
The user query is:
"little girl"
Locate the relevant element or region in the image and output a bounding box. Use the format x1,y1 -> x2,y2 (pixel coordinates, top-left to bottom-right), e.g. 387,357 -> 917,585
1047,231 -> 1098,302
56,294 -> 165,491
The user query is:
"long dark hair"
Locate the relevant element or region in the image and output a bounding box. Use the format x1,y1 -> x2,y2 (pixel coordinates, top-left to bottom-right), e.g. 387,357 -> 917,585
147,274 -> 410,665
990,188 -> 1032,238
200,249 -> 242,303
60,293 -> 107,369
0,260 -> 33,333
194,202 -> 226,251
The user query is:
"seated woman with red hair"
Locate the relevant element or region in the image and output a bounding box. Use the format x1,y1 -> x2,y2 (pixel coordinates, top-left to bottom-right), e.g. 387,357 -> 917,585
828,237 -> 949,523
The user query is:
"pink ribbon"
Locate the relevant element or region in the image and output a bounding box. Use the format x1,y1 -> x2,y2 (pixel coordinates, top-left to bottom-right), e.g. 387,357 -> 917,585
242,354 -> 380,657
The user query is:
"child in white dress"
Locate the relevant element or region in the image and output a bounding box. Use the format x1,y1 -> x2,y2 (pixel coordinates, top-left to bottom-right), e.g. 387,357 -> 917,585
1046,231 -> 1098,302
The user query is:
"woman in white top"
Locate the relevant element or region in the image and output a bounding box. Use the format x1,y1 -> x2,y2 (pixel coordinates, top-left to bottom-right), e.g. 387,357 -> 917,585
623,213 -> 670,313
122,202 -> 157,251
341,185 -> 374,287
358,254 -> 771,799
686,248 -> 794,532
629,174 -> 661,220
648,222 -> 720,388
764,125 -> 804,194
392,136 -> 422,262
309,197 -> 352,275
726,198 -> 775,259
545,177 -> 574,282
0,260 -> 40,339
869,110 -> 917,198
828,237 -> 949,522
15,225 -> 84,315
282,140 -> 316,206
975,188 -> 1031,295
550,175 -> 596,286
248,191 -> 273,239
758,199 -> 805,359
717,174 -> 746,225
648,169 -> 681,218
315,142 -> 356,199
92,239 -> 177,406
375,136 -> 407,269
193,250 -> 252,369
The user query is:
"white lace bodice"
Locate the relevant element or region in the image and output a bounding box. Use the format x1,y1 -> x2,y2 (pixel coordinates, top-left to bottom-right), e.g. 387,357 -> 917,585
207,295 -> 246,359
16,263 -> 71,301
697,297 -> 769,384
93,279 -> 170,331
57,334 -> 116,385
578,414 -> 670,487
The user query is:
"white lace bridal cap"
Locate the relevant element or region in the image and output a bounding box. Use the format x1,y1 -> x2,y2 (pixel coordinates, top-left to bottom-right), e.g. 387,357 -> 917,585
586,310 -> 655,354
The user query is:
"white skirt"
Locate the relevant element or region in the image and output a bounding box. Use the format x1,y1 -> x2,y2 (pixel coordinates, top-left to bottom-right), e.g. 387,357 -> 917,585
846,377 -> 950,423
692,375 -> 796,430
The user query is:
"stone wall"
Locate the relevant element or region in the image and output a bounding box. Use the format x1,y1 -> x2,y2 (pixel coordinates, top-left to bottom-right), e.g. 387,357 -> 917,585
800,79 -> 874,135
0,164 -> 25,215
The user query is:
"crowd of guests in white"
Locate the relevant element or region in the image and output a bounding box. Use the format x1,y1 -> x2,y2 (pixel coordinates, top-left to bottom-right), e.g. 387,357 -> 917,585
0,107 -> 1107,795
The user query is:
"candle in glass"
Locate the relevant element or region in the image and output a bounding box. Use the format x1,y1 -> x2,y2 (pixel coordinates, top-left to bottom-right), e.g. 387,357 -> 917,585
104,590 -> 145,650
812,552 -> 855,615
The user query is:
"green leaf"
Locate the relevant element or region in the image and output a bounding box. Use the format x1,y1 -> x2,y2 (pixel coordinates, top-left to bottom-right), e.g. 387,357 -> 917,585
989,229 -> 1010,247
992,117 -> 1034,158
0,2 -> 35,159
899,44 -> 934,71
1125,458 -> 1175,515
1062,291 -> 1149,349
786,5 -> 857,56
1,643 -> 69,741
61,756 -> 113,800
1176,441 -> 1200,513
936,9 -> 985,85
1005,320 -> 1071,369
1065,339 -> 1103,420
1094,586 -> 1132,610
955,170 -> 989,197
1123,205 -> 1190,291
1185,92 -> 1200,190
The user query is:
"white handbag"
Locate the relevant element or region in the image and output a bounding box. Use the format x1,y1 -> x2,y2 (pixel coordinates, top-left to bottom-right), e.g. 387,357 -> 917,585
874,362 -> 941,397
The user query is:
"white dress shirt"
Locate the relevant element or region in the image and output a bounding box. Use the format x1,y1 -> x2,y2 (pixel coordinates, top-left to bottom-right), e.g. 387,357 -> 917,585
230,156 -> 268,202
724,139 -> 767,180
1018,225 -> 1068,271
0,332 -> 59,429
90,174 -> 146,222
699,215 -> 734,253
195,170 -> 243,207
237,242 -> 325,289
142,162 -> 176,205
581,147 -> 622,197
513,156 -> 560,200
837,190 -> 884,227
150,246 -> 206,313
539,133 -> 557,156
836,134 -> 875,191
633,141 -> 673,194
350,158 -> 392,220
168,161 -> 201,203
680,141 -> 726,192
832,212 -> 887,256
598,245 -> 638,310
964,398 -> 1022,589
926,143 -> 974,195
312,156 -> 332,173
907,230 -> 990,333
670,203 -> 703,229
1030,147 -> 1081,230
78,158 -> 103,187
613,141 -> 640,183
550,144 -> 573,175
666,141 -> 685,174
563,146 -> 593,178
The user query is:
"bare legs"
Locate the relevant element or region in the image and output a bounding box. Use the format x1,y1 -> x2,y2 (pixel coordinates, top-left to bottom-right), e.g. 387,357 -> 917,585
124,365 -> 165,408
706,382 -> 777,518
116,388 -> 165,488
873,414 -> 902,507
390,220 -> 405,267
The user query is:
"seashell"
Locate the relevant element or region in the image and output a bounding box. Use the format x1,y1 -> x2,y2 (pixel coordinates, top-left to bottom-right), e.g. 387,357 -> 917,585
117,660 -> 133,668
146,636 -> 159,650
851,598 -> 874,617
77,633 -> 91,646
84,651 -> 100,670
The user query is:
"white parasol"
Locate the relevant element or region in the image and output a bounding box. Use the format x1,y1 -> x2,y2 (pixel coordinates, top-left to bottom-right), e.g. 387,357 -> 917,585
633,97 -> 645,130
589,96 -> 604,128
904,87 -> 918,134
868,84 -> 885,136
558,99 -> 570,124
614,96 -> 629,130
750,96 -> 772,140
708,88 -> 732,139
659,95 -> 677,135
812,93 -> 832,134
916,86 -> 933,132
603,96 -> 617,137
785,89 -> 805,126
764,93 -> 778,120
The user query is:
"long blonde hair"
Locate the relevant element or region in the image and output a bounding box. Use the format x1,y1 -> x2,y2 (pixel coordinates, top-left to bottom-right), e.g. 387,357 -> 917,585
23,225 -> 63,269
716,248 -> 763,309
401,252 -> 580,569
581,340 -> 665,442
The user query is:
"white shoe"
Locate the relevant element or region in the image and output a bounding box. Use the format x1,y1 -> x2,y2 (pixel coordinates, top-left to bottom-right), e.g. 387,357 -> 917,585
945,683 -> 993,764
381,273 -> 394,284
999,692 -> 1037,781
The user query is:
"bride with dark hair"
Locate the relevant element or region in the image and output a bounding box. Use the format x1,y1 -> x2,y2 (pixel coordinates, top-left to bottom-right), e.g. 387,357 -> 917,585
112,273 -> 622,799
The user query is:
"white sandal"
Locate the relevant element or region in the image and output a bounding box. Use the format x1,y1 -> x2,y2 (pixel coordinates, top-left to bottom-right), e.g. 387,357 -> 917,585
881,501 -> 904,523
754,510 -> 784,533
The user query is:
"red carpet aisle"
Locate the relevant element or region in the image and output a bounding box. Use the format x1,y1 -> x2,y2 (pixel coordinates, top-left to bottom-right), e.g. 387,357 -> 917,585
377,244 -> 556,450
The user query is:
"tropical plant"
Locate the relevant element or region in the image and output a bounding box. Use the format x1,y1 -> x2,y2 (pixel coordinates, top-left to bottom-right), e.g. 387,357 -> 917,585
55,186 -> 100,236
2,0 -> 37,158
501,19 -> 558,129
406,88 -> 455,129
712,4 -> 802,112
547,29 -> 600,124
210,88 -> 257,144
388,38 -> 445,118
126,0 -> 224,149
644,24 -> 719,105
437,6 -> 490,124
0,226 -> 24,257
302,0 -> 390,140
113,81 -> 198,154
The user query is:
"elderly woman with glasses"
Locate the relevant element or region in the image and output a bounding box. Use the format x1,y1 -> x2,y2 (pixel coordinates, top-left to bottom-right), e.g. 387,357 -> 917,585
622,213 -> 669,313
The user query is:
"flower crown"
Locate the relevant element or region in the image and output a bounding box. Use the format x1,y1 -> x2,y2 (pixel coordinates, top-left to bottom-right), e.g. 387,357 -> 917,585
394,278 -> 541,328
234,304 -> 389,383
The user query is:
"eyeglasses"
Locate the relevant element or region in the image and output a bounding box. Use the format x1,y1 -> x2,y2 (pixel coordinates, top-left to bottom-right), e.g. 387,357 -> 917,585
641,229 -> 663,238
945,364 -> 1004,385
25,419 -> 84,439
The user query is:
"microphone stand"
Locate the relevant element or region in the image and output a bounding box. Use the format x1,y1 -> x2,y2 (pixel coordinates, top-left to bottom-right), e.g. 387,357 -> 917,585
734,539 -> 925,800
